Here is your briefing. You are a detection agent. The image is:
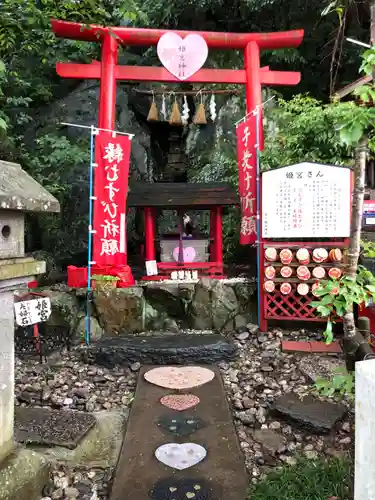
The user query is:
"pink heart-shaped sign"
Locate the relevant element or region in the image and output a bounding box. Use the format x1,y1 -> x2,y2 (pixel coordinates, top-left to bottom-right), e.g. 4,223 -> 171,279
157,32 -> 208,81
172,246 -> 197,263
160,394 -> 200,411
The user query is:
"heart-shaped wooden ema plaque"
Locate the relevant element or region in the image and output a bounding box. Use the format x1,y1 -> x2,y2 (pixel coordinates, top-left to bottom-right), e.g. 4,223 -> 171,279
145,366 -> 215,390
160,394 -> 200,411
155,443 -> 207,470
157,32 -> 208,81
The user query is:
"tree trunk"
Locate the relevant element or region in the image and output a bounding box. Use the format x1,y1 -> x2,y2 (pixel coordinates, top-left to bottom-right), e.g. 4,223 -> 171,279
371,0 -> 375,47
343,135 -> 367,339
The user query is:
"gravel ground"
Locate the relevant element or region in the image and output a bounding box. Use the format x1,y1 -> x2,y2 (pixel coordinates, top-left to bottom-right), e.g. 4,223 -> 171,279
14,328 -> 353,499
221,326 -> 353,484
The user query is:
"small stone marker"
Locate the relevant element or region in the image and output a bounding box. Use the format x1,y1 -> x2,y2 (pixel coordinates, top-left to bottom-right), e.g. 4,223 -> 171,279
145,366 -> 215,390
160,394 -> 200,411
156,414 -> 205,437
155,443 -> 207,470
150,477 -> 216,500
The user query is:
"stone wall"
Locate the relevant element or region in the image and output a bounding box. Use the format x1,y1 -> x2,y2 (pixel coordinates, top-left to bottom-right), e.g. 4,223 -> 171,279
38,278 -> 257,341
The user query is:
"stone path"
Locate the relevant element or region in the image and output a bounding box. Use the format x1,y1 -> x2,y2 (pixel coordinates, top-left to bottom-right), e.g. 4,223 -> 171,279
110,365 -> 248,500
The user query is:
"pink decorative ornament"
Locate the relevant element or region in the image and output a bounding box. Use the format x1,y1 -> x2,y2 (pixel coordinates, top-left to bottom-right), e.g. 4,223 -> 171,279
172,246 -> 197,263
157,32 -> 208,81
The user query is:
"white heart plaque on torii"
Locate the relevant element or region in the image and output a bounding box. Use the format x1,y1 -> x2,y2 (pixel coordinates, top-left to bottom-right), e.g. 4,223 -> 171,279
157,32 -> 208,81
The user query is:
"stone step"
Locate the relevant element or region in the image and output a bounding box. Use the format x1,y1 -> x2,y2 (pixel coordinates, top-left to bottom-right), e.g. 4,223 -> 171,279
87,334 -> 237,368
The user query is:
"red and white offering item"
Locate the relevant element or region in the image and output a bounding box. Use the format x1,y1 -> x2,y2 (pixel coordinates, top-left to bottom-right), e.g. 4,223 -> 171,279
265,247 -> 277,262
328,267 -> 342,279
280,282 -> 292,295
312,248 -> 328,263
329,248 -> 343,263
297,266 -> 311,281
312,266 -> 326,279
280,266 -> 293,278
280,248 -> 293,265
297,283 -> 309,295
264,266 -> 276,279
264,280 -> 275,293
296,248 -> 310,265
311,282 -> 320,296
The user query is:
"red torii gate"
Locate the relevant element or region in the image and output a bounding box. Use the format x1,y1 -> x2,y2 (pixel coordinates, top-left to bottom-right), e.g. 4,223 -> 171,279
51,19 -> 304,280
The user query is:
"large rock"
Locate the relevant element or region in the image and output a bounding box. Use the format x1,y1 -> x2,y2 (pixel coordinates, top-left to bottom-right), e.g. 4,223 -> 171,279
94,287 -> 144,335
144,283 -> 185,319
89,333 -> 237,367
0,448 -> 50,500
272,393 -> 347,433
211,281 -> 239,331
74,315 -> 104,343
190,278 -> 213,330
41,290 -> 81,343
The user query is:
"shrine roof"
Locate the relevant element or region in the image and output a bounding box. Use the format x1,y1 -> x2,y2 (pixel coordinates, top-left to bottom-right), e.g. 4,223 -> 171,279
0,160 -> 60,213
128,182 -> 239,208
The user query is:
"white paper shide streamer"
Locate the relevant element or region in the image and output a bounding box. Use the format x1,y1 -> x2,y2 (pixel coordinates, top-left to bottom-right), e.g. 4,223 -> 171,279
161,93 -> 167,121
181,94 -> 190,125
209,94 -> 216,121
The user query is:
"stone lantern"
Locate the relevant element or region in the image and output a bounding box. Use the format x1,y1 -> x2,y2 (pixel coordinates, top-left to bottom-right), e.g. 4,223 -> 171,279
0,160 -> 60,466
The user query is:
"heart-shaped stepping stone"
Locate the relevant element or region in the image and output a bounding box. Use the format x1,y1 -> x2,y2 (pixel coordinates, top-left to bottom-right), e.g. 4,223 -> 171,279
155,443 -> 207,470
156,414 -> 205,437
145,366 -> 214,390
157,33 -> 208,81
150,477 -> 216,500
160,394 -> 200,411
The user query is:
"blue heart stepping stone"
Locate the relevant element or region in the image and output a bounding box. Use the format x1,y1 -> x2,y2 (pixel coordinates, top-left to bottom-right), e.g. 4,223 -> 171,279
156,414 -> 205,437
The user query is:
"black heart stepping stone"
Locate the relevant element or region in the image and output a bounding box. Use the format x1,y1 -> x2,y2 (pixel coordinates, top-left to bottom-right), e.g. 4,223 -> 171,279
150,477 -> 217,500
156,414 -> 205,437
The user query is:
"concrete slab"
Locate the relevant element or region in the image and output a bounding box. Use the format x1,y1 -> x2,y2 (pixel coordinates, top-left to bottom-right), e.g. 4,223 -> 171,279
23,410 -> 128,468
15,407 -> 96,449
110,366 -> 248,500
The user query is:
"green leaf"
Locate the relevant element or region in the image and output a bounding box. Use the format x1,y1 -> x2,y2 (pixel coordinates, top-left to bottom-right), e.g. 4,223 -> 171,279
317,305 -> 332,316
365,285 -> 375,294
324,320 -> 334,344
0,59 -> 5,75
0,117 -> 7,131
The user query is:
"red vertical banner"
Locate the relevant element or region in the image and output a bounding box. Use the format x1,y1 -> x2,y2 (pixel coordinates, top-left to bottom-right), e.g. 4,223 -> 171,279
93,131 -> 132,266
236,114 -> 257,245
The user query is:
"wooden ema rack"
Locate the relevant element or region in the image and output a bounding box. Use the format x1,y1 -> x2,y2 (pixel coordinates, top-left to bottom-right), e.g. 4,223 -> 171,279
259,240 -> 348,332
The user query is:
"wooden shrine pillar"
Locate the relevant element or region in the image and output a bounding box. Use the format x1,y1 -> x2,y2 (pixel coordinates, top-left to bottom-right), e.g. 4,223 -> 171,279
144,207 -> 156,262
214,206 -> 223,273
210,209 -> 216,263
98,33 -> 118,130
244,42 -> 263,150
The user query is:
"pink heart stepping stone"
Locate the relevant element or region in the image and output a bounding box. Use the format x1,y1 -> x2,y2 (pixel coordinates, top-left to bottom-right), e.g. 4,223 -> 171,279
144,366 -> 215,390
160,394 -> 200,411
157,32 -> 208,81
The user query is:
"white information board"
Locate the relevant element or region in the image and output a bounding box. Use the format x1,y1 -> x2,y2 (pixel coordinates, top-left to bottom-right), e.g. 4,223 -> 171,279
14,297 -> 51,327
262,162 -> 351,238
